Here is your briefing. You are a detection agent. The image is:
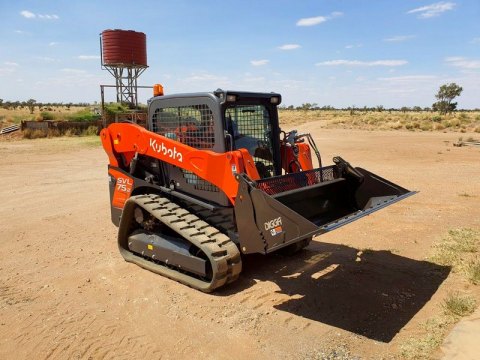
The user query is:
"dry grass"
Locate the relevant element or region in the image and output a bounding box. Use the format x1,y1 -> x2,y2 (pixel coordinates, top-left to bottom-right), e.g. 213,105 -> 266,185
400,316 -> 453,359
0,105 -> 90,125
458,192 -> 475,198
467,261 -> 480,285
279,110 -> 480,132
430,228 -> 479,281
22,126 -> 99,139
400,228 -> 480,359
4,107 -> 479,133
443,292 -> 477,317
0,107 -> 37,123
400,292 -> 477,359
0,106 -> 100,140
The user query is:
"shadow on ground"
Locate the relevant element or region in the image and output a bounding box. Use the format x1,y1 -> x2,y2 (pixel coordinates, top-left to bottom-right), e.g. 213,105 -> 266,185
221,241 -> 450,342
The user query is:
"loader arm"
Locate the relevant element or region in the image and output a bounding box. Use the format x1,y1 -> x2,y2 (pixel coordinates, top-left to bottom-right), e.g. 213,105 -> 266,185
100,122 -> 260,204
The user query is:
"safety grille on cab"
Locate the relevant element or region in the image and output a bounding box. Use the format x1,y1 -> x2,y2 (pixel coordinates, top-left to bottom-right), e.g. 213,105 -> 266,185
152,104 -> 219,192
152,104 -> 215,149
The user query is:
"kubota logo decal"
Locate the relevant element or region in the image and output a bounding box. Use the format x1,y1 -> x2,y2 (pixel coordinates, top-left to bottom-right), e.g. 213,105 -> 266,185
264,217 -> 283,236
150,138 -> 183,163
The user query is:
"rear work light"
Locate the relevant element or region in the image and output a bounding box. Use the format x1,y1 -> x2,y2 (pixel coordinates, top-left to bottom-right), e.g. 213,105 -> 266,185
270,96 -> 280,104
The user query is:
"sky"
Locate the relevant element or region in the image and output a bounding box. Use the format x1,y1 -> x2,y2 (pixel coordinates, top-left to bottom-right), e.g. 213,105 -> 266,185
0,0 -> 479,108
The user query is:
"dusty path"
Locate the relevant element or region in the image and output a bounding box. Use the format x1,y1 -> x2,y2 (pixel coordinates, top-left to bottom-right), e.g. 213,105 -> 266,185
0,128 -> 479,359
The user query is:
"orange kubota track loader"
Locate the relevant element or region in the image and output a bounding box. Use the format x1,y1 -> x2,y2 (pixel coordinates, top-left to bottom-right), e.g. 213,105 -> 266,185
101,89 -> 415,292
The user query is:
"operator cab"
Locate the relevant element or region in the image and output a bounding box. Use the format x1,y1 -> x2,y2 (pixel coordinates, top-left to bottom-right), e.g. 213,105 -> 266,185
148,89 -> 283,181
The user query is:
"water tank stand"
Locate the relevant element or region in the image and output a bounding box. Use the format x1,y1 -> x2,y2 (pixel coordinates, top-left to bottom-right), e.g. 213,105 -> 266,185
103,65 -> 147,107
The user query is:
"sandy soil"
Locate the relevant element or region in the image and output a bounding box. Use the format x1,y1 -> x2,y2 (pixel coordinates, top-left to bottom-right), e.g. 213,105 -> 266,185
1,126 -> 479,359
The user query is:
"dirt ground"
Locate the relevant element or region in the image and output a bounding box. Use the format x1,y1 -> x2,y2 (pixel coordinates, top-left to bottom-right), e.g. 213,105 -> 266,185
1,125 -> 479,359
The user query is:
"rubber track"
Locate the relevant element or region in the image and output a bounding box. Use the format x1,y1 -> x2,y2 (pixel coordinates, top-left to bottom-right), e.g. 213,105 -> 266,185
118,194 -> 242,293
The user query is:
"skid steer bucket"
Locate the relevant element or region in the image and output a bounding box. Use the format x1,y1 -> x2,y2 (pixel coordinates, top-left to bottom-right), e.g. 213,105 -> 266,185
234,157 -> 415,255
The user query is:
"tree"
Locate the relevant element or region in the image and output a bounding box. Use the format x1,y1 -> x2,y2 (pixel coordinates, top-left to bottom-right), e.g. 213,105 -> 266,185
432,83 -> 463,115
26,99 -> 36,114
298,102 -> 318,111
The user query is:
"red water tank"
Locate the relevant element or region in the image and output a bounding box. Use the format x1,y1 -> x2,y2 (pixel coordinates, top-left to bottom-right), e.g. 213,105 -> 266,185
101,29 -> 147,67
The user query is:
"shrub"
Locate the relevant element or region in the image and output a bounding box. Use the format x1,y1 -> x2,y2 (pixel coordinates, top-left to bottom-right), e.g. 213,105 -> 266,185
444,228 -> 478,254
450,119 -> 461,127
23,129 -> 47,139
432,115 -> 443,122
40,111 -> 55,120
65,109 -> 100,122
82,126 -> 99,136
420,122 -> 433,131
442,119 -> 461,128
430,228 -> 476,266
467,261 -> 480,285
47,129 -> 61,138
390,122 -> 403,130
104,102 -> 129,115
443,292 -> 476,317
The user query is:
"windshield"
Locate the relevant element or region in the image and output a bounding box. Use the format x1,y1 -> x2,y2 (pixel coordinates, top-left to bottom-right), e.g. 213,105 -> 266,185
225,104 -> 274,178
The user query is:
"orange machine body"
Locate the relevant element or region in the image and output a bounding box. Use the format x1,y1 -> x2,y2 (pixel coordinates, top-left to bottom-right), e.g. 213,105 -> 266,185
280,142 -> 314,173
101,123 -> 260,206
